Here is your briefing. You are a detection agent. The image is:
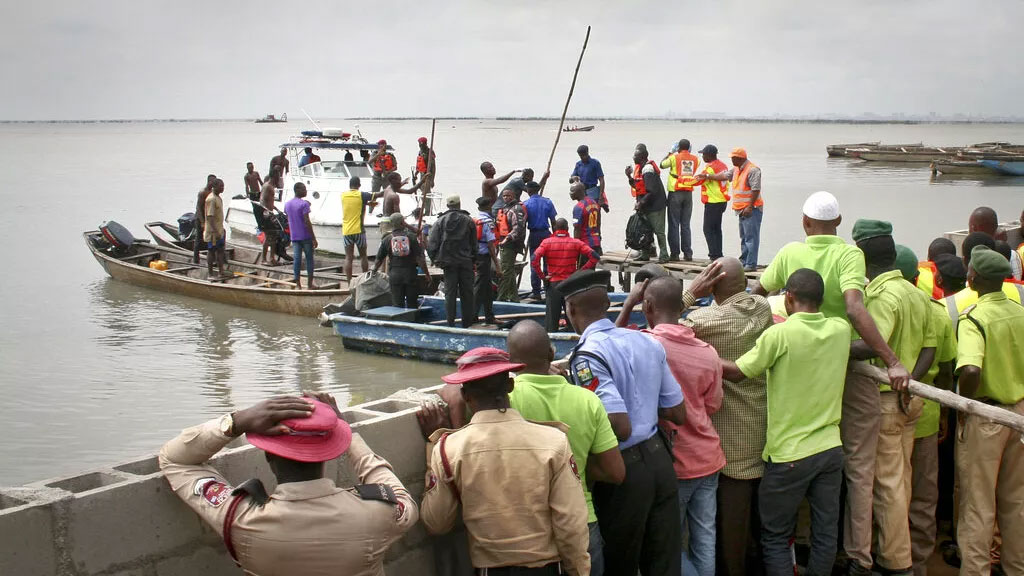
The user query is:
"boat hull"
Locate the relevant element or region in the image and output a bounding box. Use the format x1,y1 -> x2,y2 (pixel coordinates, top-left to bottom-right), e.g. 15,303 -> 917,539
979,159 -> 1024,176
930,160 -> 998,175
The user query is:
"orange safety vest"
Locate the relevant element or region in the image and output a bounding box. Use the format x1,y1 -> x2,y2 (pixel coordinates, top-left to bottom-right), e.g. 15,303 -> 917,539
473,218 -> 484,242
731,161 -> 763,210
373,153 -> 396,173
700,159 -> 731,204
496,203 -> 528,242
631,161 -> 660,198
916,261 -> 944,299
668,151 -> 700,191
416,151 -> 429,174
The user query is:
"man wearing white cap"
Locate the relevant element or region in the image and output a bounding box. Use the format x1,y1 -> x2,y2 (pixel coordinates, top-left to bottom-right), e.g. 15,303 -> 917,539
752,191 -> 912,575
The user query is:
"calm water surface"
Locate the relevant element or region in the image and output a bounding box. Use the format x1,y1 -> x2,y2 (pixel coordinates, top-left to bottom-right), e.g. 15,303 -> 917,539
1,119 -> 1022,484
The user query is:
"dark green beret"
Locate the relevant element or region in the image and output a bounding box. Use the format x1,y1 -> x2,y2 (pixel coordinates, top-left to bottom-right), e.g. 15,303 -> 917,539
969,245 -> 1011,280
559,269 -> 612,299
851,219 -> 893,242
893,245 -> 919,281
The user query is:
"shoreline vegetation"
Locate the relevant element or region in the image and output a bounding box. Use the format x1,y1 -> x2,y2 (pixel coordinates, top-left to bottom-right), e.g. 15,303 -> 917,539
2,116 -> 1023,125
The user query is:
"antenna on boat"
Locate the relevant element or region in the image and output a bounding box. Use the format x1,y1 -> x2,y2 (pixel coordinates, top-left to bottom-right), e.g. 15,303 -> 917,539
300,108 -> 322,131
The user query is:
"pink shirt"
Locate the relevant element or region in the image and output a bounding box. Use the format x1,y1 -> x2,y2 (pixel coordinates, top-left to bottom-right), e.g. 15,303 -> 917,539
645,323 -> 726,479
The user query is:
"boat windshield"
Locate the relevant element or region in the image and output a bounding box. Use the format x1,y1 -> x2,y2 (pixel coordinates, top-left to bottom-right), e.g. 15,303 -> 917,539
299,161 -> 374,179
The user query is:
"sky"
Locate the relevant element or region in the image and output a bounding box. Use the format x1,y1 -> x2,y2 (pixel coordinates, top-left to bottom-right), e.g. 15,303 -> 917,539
2,0 -> 1021,121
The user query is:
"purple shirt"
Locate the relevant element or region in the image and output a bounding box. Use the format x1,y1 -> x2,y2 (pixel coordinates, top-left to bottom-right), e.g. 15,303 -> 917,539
285,197 -> 312,241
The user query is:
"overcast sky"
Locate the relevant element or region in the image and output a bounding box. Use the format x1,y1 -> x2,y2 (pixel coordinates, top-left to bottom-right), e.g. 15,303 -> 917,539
2,0 -> 1021,121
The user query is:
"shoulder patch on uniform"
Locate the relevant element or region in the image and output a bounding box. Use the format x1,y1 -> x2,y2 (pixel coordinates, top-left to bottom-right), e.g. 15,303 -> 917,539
194,477 -> 230,507
569,455 -> 581,481
573,361 -> 599,392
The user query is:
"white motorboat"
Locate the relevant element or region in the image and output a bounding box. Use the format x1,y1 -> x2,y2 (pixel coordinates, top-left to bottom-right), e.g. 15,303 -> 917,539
226,135 -> 440,255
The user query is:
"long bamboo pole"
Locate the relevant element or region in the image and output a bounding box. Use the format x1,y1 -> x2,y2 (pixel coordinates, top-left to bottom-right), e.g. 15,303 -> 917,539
850,361 -> 1024,434
417,118 -> 437,232
539,26 -> 591,196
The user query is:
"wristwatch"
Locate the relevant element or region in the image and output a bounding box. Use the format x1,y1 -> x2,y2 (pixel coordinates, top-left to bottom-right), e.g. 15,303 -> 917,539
218,413 -> 235,436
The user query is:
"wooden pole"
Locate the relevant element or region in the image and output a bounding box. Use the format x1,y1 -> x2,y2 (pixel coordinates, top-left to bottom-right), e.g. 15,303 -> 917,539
417,118 -> 437,233
540,26 -> 591,196
850,361 -> 1024,434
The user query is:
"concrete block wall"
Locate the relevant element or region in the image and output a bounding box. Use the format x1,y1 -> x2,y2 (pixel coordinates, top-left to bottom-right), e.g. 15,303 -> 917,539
0,387 -> 469,576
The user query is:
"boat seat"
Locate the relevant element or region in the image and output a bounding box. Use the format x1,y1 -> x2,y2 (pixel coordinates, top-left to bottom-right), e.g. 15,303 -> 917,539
363,306 -> 419,323
166,265 -> 201,274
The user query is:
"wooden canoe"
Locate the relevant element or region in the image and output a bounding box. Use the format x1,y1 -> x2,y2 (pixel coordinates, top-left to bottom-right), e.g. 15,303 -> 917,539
85,231 -> 351,316
929,159 -> 1000,176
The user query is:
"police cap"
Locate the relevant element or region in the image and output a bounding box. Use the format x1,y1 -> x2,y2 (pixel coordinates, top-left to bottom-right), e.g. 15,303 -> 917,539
559,269 -> 611,299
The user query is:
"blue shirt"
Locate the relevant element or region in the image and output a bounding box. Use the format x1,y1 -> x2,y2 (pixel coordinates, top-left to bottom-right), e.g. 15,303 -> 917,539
569,318 -> 684,449
571,158 -> 604,188
476,211 -> 496,255
522,194 -> 557,231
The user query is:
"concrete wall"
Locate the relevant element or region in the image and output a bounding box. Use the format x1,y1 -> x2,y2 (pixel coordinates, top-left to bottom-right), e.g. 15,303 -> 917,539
0,387 -> 471,576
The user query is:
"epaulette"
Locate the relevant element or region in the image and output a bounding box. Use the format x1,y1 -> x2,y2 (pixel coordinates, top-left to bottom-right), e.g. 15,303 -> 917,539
352,483 -> 399,505
231,478 -> 269,506
525,419 -> 570,435
427,426 -> 461,444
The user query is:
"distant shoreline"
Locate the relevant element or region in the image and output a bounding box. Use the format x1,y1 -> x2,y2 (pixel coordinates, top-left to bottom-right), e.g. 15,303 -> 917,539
2,117 -> 1023,125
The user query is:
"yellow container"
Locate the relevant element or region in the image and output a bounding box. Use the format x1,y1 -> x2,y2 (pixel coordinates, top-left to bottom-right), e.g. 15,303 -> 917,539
149,260 -> 168,271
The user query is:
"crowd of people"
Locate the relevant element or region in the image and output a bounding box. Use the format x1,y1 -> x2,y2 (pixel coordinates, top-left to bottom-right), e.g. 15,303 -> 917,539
168,161 -> 1024,575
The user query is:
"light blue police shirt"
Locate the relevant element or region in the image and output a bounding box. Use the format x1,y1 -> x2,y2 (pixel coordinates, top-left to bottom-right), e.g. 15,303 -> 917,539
569,318 -> 684,449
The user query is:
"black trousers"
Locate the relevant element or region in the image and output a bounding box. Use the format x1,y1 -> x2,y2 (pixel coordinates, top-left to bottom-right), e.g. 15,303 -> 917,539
592,434 -> 681,576
192,223 -> 204,263
543,280 -> 572,333
703,202 -> 727,259
474,254 -> 495,323
389,267 -> 419,309
716,474 -> 764,576
444,262 -> 475,328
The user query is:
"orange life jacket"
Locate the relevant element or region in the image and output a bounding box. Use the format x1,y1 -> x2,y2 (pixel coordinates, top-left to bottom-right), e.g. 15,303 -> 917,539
731,161 -> 763,210
496,204 -> 527,242
373,153 -> 396,173
473,218 -> 484,242
416,151 -> 428,174
669,151 -> 700,191
630,161 -> 660,198
916,261 -> 944,299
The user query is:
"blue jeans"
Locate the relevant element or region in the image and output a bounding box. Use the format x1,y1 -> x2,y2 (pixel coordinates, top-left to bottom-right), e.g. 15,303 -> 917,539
737,206 -> 763,269
759,447 -> 844,576
292,239 -> 314,282
678,472 -> 719,576
528,229 -> 551,295
588,521 -> 604,576
667,191 -> 693,258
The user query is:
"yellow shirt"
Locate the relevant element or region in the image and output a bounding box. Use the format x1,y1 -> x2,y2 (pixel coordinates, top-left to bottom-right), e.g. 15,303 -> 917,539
341,189 -> 371,236
865,270 -> 936,391
956,291 -> 1024,405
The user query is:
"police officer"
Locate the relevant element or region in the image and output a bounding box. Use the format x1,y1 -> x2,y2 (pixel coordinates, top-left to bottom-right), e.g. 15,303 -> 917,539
159,393 -> 418,576
418,347 -> 591,575
561,269 -> 686,576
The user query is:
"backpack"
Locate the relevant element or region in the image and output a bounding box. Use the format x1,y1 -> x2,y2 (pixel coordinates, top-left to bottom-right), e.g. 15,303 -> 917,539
625,211 -> 655,251
389,233 -> 412,257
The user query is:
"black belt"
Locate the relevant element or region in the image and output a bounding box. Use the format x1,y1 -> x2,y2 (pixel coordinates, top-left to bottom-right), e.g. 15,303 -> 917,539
477,562 -> 561,575
619,434 -> 665,464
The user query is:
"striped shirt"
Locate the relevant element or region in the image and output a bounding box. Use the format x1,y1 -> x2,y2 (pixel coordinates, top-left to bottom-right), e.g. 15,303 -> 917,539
681,290 -> 773,479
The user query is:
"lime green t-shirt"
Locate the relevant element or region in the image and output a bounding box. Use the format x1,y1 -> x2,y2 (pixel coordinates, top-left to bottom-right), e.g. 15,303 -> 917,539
758,236 -> 866,322
509,373 -> 619,523
915,299 -> 958,438
736,311 -> 851,463
865,270 -> 937,392
956,292 -> 1024,405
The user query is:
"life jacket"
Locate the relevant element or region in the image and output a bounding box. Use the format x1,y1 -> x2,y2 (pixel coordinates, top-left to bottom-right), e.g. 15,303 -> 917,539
944,282 -> 1024,332
667,151 -> 700,191
1017,242 -> 1024,280
916,261 -> 944,299
416,151 -> 429,174
496,203 -> 527,242
473,218 -> 484,241
731,161 -> 763,210
630,161 -> 660,198
700,160 -> 731,204
373,153 -> 396,174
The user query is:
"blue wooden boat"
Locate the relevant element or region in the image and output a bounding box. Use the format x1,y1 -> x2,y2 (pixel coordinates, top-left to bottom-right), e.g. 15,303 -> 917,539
979,159 -> 1024,176
416,294 -> 638,324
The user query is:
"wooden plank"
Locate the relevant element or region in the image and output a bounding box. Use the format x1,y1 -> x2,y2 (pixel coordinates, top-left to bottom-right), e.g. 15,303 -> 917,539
118,251 -> 162,262
165,265 -> 201,274
230,271 -> 297,287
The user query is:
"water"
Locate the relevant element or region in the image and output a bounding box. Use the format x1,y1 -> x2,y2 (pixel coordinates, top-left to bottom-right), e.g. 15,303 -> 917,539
1,119 -> 1022,485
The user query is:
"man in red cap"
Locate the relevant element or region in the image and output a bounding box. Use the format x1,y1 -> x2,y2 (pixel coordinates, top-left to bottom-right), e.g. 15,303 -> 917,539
418,347 -> 591,575
368,140 -> 397,192
413,136 -> 436,212
159,393 -> 417,575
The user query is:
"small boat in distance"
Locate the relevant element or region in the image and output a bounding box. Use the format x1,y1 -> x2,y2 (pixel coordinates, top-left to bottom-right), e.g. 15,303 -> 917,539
563,124 -> 595,132
255,113 -> 287,123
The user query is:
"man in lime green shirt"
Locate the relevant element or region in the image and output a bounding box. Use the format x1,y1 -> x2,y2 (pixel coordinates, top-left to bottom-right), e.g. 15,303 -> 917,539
506,320 -> 625,576
722,268 -> 850,576
752,193 -> 910,574
847,223 -> 935,575
895,245 -> 957,574
954,246 -> 1024,575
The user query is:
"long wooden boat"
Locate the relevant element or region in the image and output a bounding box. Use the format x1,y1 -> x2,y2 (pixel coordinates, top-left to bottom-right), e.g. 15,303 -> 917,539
826,142 -> 879,157
85,231 -> 350,316
978,159 -> 1024,176
563,125 -> 595,132
929,159 -> 1000,176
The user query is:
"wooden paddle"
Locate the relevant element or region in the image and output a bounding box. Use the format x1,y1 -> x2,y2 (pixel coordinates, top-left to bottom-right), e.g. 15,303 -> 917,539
540,26 -> 591,196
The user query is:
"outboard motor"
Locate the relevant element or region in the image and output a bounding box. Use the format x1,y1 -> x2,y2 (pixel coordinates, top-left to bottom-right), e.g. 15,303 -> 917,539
177,212 -> 197,242
99,220 -> 137,255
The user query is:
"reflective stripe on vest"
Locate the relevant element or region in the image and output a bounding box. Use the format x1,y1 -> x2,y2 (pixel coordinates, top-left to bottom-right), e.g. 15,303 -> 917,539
700,160 -> 730,204
731,161 -> 762,210
947,282 -> 1024,333
916,261 -> 943,300
669,152 -> 700,191
631,161 -> 660,198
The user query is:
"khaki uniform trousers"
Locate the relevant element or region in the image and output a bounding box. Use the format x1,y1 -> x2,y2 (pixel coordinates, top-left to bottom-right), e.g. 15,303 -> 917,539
909,434 -> 939,576
841,370 -> 880,569
874,393 -> 922,571
956,400 -> 1024,576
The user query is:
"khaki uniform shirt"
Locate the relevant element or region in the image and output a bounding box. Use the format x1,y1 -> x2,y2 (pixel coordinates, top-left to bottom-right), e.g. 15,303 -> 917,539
204,193 -> 225,242
159,420 -> 418,576
421,409 -> 590,575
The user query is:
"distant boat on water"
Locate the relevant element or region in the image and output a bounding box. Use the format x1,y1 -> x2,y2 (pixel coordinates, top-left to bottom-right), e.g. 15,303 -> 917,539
563,125 -> 595,132
255,113 -> 287,123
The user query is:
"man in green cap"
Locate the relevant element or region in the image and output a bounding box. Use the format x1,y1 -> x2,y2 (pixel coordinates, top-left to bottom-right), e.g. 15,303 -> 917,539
848,219 -> 936,576
954,245 -> 1024,575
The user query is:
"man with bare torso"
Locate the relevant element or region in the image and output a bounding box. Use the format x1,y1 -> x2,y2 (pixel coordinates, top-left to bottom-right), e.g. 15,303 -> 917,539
380,172 -> 424,234
480,161 -> 520,214
259,170 -> 283,265
269,149 -> 289,188
243,162 -> 263,201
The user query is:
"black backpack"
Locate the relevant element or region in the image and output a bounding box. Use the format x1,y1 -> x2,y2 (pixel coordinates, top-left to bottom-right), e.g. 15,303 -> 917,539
625,211 -> 655,251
